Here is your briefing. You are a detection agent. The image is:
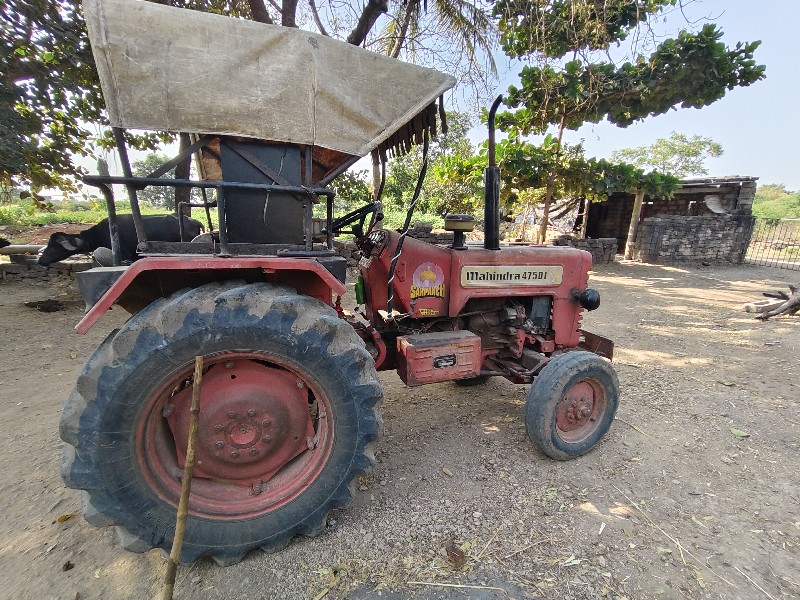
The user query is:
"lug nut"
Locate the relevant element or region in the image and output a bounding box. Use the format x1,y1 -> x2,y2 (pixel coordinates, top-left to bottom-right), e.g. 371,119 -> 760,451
215,441 -> 224,449
230,450 -> 240,459
214,424 -> 224,432
247,409 -> 256,417
297,380 -> 305,389
249,448 -> 258,456
262,419 -> 271,427
262,435 -> 271,443
227,411 -> 237,419
225,361 -> 234,368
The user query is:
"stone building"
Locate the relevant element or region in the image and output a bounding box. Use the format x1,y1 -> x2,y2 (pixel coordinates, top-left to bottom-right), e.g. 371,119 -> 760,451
585,176 -> 757,263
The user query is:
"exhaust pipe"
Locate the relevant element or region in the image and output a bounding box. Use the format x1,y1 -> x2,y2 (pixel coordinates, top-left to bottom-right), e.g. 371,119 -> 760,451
484,95 -> 503,250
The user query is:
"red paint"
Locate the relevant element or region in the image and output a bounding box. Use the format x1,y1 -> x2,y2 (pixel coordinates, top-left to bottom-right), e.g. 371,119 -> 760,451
166,360 -> 314,484
361,231 -> 592,347
75,256 -> 346,334
396,330 -> 482,386
361,233 -> 452,322
135,352 -> 335,519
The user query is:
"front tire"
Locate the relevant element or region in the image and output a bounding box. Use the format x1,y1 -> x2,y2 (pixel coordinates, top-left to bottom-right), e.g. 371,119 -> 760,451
60,282 -> 382,565
525,351 -> 618,460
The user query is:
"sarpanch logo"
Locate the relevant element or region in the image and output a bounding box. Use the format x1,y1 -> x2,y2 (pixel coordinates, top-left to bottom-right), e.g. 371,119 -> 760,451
410,262 -> 446,299
410,283 -> 445,299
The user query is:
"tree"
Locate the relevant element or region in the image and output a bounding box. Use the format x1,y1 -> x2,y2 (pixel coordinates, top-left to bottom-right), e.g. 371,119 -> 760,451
2,0 -> 497,192
382,111 -> 481,216
330,170 -> 374,212
611,132 -> 723,177
493,0 -> 765,245
1,0 -> 103,191
132,153 -> 177,210
752,184 -> 800,219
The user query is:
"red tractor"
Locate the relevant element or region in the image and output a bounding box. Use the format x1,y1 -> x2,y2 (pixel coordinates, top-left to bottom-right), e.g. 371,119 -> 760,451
64,0 -> 618,565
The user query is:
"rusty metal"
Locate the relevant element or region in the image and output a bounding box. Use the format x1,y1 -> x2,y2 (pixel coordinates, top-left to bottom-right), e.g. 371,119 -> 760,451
165,359 -> 314,485
578,330 -> 614,360
397,331 -> 482,386
555,380 -> 607,443
74,255 -> 347,334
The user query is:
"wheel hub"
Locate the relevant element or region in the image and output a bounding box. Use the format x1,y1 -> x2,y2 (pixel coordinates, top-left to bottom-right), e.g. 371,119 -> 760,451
555,381 -> 602,441
165,359 -> 315,485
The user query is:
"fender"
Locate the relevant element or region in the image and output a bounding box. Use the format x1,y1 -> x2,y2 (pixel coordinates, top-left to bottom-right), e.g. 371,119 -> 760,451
75,256 -> 347,334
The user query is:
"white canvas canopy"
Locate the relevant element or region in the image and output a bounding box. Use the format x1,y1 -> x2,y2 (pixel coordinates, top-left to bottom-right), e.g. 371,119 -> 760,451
83,0 -> 456,159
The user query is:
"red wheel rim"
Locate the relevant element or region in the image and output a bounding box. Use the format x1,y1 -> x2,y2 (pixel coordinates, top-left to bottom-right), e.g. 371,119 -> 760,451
554,379 -> 607,444
135,352 -> 335,519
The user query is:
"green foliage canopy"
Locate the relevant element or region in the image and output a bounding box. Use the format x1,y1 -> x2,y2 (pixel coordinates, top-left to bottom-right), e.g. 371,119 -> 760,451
752,184 -> 800,219
611,132 -> 723,177
331,170 -> 374,212
497,22 -> 765,135
132,153 -> 177,210
454,136 -> 679,213
383,111 -> 483,216
1,0 -> 103,190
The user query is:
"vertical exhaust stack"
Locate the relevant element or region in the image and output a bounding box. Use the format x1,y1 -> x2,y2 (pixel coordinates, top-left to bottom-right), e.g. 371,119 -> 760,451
484,95 -> 503,250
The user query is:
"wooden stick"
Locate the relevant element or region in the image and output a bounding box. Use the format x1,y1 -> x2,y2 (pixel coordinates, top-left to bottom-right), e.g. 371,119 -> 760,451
408,582 -> 507,593
613,485 -> 737,588
161,356 -> 204,600
735,567 -> 778,600
614,416 -> 651,437
475,525 -> 503,561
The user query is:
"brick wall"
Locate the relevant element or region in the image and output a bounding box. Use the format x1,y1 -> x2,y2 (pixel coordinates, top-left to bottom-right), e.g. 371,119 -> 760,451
553,235 -> 617,264
634,215 -> 755,264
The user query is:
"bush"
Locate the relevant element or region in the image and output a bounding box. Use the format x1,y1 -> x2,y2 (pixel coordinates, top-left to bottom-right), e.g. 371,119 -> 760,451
0,202 -> 165,227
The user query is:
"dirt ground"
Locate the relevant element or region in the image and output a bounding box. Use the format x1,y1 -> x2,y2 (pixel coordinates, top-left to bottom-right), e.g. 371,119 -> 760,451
0,260 -> 798,600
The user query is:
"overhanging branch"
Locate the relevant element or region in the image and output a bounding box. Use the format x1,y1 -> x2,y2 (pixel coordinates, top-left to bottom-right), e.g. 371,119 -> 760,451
347,0 -> 389,46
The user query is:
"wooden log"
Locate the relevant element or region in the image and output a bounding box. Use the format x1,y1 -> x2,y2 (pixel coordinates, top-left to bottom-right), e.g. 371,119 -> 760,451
755,284 -> 800,320
743,298 -> 785,313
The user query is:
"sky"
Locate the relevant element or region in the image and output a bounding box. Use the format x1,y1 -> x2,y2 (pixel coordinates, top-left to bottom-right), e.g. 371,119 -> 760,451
483,0 -> 799,189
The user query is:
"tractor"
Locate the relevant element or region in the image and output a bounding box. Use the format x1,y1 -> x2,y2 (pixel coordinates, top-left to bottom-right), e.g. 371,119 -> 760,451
63,0 -> 619,565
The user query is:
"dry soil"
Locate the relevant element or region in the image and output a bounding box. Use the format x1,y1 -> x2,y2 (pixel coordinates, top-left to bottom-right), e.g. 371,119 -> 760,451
0,260 -> 798,600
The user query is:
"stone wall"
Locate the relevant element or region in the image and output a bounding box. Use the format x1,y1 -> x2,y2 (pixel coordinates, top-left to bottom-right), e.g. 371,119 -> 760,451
552,235 -> 617,264
333,239 -> 363,268
634,215 -> 755,264
585,178 -> 758,254
1,254 -> 91,280
406,222 -> 455,245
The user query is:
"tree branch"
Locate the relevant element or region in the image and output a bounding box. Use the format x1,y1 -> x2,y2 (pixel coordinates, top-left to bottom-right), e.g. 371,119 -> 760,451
247,0 -> 273,24
308,0 -> 329,36
282,0 -> 299,27
389,0 -> 416,58
347,0 -> 389,46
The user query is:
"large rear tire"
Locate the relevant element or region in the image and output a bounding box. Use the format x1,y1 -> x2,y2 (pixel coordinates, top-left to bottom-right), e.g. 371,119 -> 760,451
525,351 -> 618,460
60,282 -> 382,565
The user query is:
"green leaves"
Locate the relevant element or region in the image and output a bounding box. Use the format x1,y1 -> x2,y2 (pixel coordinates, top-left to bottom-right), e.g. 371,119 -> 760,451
494,3 -> 765,135
611,132 -> 724,178
457,136 -> 678,215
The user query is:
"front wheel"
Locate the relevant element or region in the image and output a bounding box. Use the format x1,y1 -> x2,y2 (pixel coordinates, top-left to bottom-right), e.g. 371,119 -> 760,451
525,351 -> 618,460
60,282 -> 382,565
